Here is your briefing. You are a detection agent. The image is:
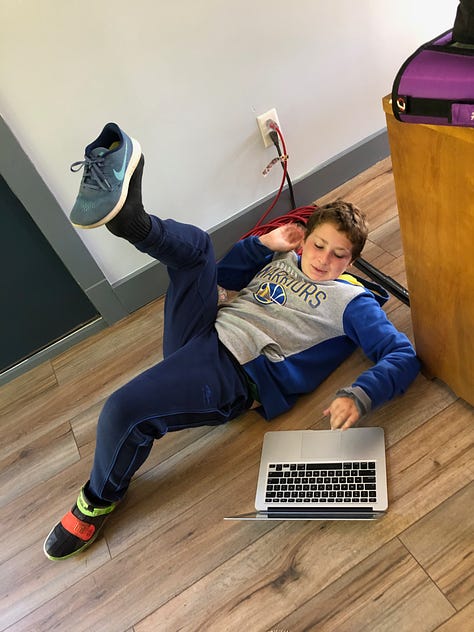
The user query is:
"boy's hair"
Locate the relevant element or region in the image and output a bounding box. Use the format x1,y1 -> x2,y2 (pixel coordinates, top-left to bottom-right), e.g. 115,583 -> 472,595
305,199 -> 368,260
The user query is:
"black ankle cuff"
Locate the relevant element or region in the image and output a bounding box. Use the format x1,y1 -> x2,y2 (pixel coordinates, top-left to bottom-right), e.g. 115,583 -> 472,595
106,211 -> 152,243
83,482 -> 112,508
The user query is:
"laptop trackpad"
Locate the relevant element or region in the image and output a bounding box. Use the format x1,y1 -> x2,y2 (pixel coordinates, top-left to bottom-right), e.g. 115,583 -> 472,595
300,428 -> 383,461
300,429 -> 343,461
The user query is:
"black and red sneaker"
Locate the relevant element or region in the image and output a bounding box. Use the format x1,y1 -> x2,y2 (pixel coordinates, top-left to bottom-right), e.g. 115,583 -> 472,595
44,486 -> 116,561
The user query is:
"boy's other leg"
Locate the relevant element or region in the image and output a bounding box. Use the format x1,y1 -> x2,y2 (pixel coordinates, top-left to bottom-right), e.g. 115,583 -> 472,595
44,330 -> 250,561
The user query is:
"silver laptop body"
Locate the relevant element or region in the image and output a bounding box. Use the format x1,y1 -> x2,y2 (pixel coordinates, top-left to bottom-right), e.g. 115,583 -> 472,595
225,427 -> 388,521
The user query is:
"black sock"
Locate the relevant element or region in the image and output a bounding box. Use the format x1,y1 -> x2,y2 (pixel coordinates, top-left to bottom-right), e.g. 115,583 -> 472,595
106,154 -> 152,244
83,482 -> 113,508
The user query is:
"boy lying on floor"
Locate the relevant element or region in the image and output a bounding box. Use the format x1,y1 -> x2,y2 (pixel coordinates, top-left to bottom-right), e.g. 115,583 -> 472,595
44,123 -> 419,560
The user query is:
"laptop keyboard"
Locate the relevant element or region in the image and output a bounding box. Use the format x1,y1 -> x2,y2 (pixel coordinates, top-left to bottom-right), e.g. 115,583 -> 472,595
265,461 -> 377,504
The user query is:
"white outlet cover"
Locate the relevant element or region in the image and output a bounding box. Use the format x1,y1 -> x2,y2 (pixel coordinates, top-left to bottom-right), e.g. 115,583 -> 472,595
256,108 -> 281,148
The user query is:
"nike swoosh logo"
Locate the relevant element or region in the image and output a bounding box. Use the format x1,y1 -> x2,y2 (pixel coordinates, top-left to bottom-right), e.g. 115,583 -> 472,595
113,142 -> 129,181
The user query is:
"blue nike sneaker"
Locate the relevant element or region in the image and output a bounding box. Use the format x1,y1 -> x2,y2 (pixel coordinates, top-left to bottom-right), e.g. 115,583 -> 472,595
69,122 -> 142,228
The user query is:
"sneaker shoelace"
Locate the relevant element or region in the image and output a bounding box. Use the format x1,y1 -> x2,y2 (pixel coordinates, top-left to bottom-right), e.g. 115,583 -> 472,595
70,152 -> 112,191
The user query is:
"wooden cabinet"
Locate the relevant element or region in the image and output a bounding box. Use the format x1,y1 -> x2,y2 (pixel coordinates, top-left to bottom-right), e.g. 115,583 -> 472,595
383,95 -> 474,406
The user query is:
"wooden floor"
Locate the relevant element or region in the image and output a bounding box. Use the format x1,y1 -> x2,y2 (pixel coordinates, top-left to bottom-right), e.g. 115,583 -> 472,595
1,158 -> 473,632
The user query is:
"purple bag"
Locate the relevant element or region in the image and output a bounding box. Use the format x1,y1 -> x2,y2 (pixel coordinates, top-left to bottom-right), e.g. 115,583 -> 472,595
392,29 -> 474,127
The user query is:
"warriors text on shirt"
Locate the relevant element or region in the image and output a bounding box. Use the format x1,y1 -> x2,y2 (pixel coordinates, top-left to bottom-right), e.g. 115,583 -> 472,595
255,261 -> 327,308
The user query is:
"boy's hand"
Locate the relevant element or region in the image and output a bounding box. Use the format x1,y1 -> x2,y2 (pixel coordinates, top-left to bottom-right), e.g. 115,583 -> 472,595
258,223 -> 305,252
324,397 -> 360,430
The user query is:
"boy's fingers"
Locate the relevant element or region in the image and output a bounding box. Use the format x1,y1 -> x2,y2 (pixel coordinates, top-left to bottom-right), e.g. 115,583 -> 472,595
325,405 -> 360,430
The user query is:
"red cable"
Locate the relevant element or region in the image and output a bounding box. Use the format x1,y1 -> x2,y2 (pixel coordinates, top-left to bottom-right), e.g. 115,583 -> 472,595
241,121 -> 317,240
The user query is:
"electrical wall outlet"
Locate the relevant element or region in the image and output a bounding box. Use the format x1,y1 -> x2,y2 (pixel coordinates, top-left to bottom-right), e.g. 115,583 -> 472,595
256,108 -> 281,148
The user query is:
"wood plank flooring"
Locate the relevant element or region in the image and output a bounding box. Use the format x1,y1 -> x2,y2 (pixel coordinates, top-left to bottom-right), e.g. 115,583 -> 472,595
1,157 -> 473,632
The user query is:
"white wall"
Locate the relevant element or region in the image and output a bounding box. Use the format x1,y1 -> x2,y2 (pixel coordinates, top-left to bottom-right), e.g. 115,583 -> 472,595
0,0 -> 456,284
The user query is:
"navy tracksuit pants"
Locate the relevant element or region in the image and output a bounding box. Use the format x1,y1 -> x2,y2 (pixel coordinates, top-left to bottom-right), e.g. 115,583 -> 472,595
88,216 -> 252,503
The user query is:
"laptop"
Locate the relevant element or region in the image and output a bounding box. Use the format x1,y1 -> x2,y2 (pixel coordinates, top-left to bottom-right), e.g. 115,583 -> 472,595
225,427 -> 388,521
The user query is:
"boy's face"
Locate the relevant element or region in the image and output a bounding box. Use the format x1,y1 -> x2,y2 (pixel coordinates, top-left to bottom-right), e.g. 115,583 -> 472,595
300,221 -> 353,281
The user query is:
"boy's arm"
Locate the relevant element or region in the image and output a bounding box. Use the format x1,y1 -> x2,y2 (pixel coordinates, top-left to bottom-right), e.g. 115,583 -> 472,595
328,293 -> 420,429
217,236 -> 274,291
217,224 -> 304,291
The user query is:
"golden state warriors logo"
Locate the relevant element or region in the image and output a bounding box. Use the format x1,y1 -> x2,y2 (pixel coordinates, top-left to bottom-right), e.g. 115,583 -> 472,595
254,282 -> 287,305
